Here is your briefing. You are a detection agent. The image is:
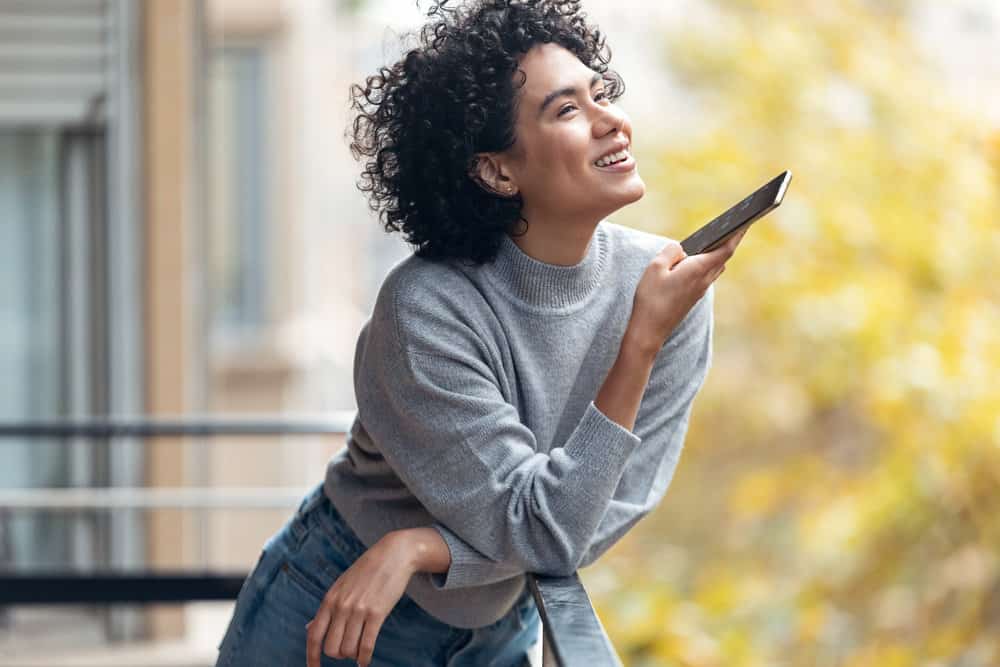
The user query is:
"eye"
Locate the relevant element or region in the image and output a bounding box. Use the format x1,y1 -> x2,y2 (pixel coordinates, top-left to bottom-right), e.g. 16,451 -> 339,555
557,104 -> 577,117
594,90 -> 609,103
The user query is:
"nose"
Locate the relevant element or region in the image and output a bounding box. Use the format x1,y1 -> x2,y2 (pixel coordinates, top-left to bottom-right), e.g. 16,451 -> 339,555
592,102 -> 627,139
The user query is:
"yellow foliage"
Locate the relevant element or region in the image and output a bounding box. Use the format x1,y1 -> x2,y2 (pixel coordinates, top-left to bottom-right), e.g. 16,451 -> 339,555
842,642 -> 917,667
590,0 -> 1000,664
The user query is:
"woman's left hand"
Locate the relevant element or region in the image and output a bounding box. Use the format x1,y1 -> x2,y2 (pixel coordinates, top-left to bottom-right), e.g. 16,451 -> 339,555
305,531 -> 417,667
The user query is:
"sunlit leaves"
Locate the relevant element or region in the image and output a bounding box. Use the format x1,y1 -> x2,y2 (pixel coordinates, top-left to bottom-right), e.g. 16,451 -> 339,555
588,0 -> 1000,663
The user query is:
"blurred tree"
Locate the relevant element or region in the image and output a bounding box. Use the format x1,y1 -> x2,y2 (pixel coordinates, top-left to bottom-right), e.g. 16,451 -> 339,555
587,0 -> 1000,665
336,0 -> 369,16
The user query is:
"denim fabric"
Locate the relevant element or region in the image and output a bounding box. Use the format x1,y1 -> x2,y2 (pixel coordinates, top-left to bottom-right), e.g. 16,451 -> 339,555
216,484 -> 540,666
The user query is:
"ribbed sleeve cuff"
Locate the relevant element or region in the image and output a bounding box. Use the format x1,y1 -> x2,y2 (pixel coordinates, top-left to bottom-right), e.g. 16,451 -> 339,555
565,401 -> 642,467
427,523 -> 523,590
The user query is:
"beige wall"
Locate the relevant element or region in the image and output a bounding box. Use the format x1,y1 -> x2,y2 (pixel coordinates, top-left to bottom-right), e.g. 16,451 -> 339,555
200,0 -> 365,574
138,0 -> 335,640
143,0 -> 198,641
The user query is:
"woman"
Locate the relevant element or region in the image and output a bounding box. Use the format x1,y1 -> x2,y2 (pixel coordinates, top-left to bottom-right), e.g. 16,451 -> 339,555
216,1 -> 746,665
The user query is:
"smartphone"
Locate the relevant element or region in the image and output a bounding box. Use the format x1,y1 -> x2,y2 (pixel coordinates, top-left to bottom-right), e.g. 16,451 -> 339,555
680,170 -> 792,255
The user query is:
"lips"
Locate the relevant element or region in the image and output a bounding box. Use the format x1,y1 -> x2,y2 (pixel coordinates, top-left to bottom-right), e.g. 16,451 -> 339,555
594,154 -> 636,173
594,148 -> 631,167
593,139 -> 633,168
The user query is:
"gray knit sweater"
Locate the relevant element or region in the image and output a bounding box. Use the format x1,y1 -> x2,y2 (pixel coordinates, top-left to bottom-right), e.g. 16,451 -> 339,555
324,220 -> 714,629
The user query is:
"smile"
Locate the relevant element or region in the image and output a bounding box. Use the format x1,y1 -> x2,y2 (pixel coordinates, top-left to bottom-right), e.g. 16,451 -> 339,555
593,150 -> 636,172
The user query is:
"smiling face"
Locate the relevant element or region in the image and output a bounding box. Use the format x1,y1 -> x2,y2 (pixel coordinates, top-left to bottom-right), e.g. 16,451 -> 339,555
475,43 -> 645,228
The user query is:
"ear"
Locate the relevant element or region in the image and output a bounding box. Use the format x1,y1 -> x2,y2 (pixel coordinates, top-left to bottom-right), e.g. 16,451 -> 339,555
470,154 -> 518,197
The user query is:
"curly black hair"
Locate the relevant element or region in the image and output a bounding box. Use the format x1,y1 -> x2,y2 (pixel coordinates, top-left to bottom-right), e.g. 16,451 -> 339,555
349,0 -> 624,265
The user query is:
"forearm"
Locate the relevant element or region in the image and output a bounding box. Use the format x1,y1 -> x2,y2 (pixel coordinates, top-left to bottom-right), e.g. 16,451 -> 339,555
594,325 -> 658,432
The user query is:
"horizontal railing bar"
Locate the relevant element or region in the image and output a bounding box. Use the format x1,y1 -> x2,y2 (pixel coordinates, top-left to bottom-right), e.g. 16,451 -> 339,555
0,573 -> 247,605
0,487 -> 313,510
0,572 -> 614,665
529,573 -> 623,667
0,413 -> 356,439
0,415 -> 621,664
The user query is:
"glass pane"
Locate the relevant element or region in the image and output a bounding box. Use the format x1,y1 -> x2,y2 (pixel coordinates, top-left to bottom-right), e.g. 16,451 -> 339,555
0,130 -> 70,569
207,46 -> 269,337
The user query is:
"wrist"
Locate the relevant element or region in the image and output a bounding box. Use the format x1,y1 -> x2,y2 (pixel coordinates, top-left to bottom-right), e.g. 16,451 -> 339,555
383,527 -> 450,575
622,323 -> 662,365
379,530 -> 421,574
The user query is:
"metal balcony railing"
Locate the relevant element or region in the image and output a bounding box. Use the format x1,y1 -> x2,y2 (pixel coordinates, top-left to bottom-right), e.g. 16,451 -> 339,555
0,417 -> 622,666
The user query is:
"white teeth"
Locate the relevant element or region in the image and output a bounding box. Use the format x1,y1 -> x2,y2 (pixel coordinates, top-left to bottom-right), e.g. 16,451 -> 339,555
595,149 -> 629,167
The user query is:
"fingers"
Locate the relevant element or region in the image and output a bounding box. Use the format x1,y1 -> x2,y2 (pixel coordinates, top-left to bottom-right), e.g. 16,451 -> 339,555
311,597 -> 382,665
729,226 -> 749,248
357,614 -> 383,667
702,228 -> 746,266
321,599 -> 347,660
306,608 -> 332,667
336,608 -> 366,663
658,239 -> 687,269
709,262 -> 726,283
680,239 -> 731,287
307,590 -> 346,666
724,226 -> 748,253
714,231 -> 741,257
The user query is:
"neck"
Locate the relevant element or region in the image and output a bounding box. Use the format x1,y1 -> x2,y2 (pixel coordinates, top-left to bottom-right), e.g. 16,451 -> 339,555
488,217 -> 609,311
508,211 -> 603,266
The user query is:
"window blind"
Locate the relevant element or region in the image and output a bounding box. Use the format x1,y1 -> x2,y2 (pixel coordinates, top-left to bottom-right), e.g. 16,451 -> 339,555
0,0 -> 111,126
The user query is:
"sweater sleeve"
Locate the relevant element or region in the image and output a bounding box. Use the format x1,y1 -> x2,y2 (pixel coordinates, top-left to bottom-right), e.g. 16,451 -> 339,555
354,292 -> 642,583
577,285 -> 714,567
426,286 -> 714,589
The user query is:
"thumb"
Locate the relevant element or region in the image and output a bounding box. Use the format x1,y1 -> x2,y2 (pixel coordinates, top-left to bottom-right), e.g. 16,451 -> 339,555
658,240 -> 687,268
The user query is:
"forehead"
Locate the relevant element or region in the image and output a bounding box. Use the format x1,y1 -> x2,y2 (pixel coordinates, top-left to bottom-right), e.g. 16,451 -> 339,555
516,43 -> 595,102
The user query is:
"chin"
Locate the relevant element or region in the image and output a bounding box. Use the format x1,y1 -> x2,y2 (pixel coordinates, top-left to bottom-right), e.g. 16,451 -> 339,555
625,177 -> 646,203
610,176 -> 646,210
578,175 -> 647,220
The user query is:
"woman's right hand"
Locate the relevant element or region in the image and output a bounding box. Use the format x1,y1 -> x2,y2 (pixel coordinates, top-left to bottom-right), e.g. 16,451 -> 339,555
626,228 -> 748,358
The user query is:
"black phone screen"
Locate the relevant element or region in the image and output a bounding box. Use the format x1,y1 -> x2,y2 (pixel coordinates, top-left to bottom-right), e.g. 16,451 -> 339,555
680,170 -> 791,255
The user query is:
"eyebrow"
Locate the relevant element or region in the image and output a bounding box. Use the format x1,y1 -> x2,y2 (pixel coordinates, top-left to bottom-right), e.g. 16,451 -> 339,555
538,73 -> 603,117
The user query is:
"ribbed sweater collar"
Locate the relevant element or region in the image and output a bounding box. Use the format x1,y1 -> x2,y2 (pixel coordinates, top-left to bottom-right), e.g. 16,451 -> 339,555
485,223 -> 609,311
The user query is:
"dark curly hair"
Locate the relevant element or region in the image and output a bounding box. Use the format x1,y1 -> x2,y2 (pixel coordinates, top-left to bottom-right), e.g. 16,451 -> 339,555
349,0 -> 625,265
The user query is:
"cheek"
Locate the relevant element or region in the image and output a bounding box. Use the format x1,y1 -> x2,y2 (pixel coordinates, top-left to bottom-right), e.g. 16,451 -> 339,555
514,152 -> 572,191
530,160 -> 586,196
528,128 -> 591,172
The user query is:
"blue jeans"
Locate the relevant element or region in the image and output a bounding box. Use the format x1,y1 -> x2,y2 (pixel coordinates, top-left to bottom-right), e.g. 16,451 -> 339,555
216,484 -> 540,666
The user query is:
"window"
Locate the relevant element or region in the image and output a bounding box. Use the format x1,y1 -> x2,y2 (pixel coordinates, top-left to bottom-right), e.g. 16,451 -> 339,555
0,0 -> 144,648
207,46 -> 271,340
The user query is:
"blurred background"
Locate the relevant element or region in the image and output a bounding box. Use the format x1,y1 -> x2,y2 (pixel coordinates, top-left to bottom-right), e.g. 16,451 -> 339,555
0,0 -> 997,665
